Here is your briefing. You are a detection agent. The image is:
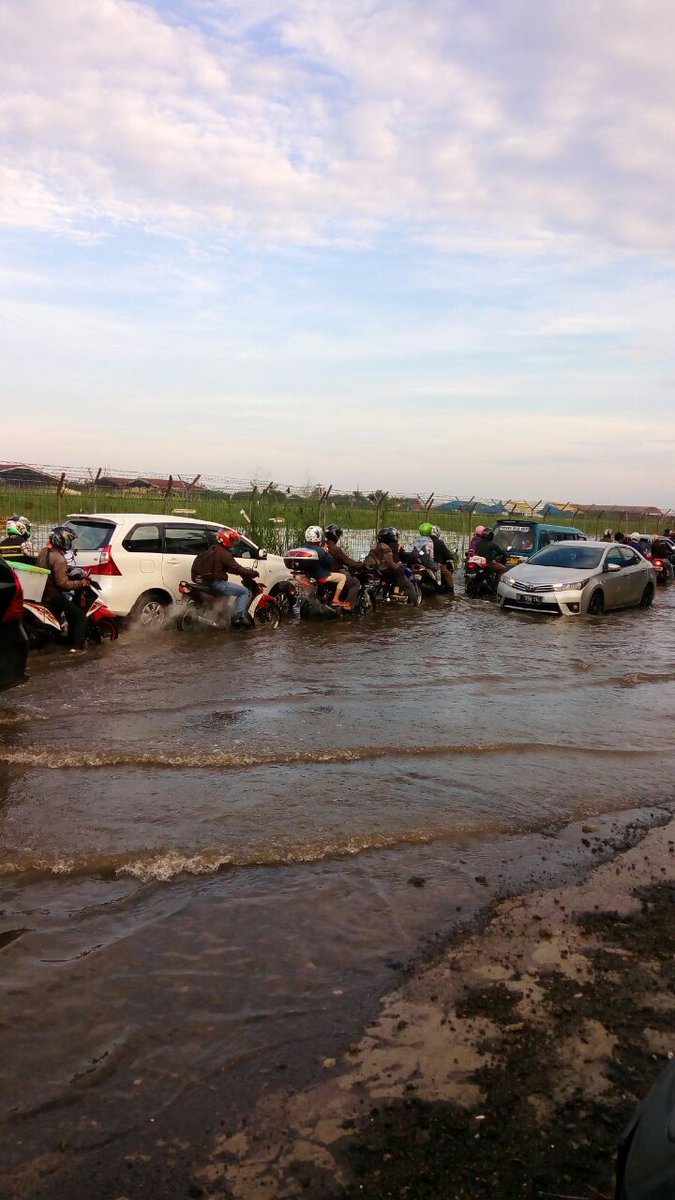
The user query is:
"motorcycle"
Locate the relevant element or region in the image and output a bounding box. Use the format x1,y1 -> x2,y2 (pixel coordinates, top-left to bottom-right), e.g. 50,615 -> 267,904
463,555 -> 499,599
410,554 -> 454,597
283,550 -> 381,618
376,564 -> 423,607
176,578 -> 281,632
22,577 -> 119,648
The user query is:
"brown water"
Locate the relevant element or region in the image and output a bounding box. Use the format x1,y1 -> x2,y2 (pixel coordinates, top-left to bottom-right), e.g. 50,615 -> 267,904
1,592 -> 674,1192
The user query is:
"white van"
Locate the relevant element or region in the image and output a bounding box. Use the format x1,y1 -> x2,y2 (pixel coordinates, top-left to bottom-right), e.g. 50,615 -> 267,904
65,513 -> 294,626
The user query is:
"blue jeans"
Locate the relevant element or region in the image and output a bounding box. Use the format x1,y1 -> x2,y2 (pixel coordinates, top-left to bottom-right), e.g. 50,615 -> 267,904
211,579 -> 250,618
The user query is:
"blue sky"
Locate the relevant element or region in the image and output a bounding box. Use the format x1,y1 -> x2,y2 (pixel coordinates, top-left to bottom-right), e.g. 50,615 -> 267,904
1,0 -> 674,504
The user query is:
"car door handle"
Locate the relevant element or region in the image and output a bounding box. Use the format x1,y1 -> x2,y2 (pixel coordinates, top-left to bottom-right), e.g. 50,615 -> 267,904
165,556 -> 181,564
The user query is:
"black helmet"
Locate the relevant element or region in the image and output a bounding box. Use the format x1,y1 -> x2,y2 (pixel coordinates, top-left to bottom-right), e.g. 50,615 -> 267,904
50,525 -> 76,551
377,526 -> 399,546
326,524 -> 343,542
481,527 -> 494,541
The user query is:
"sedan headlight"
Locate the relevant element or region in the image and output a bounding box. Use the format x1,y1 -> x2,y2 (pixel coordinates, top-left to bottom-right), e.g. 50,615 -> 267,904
502,575 -> 514,586
552,578 -> 590,591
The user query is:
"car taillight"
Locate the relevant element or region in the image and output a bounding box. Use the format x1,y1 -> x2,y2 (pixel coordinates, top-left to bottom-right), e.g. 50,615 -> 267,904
2,570 -> 24,623
89,547 -> 121,576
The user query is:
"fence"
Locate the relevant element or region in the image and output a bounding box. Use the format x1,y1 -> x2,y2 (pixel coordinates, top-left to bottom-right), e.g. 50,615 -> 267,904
1,463 -> 673,557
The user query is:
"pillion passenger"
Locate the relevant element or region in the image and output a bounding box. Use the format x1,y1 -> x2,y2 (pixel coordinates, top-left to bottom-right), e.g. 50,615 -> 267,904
325,525 -> 361,611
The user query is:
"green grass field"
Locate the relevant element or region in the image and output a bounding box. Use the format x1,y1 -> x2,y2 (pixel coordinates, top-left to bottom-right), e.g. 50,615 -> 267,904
0,485 -> 667,554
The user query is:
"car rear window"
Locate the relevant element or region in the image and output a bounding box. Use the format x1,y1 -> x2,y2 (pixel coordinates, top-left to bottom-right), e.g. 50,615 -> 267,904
528,545 -> 604,569
65,520 -> 114,551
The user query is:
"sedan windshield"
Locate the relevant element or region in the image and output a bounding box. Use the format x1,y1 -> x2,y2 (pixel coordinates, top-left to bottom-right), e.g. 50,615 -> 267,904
527,545 -> 604,570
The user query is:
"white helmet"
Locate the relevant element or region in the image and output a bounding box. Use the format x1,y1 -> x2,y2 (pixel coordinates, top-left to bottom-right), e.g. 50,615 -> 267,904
431,525 -> 441,538
304,525 -> 323,544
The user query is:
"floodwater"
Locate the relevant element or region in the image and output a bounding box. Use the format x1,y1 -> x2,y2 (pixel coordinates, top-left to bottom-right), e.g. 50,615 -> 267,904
1,587 -> 675,1194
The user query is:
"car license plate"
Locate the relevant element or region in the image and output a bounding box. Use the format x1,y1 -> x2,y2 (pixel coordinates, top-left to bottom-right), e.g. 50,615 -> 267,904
518,594 -> 542,606
507,556 -> 519,565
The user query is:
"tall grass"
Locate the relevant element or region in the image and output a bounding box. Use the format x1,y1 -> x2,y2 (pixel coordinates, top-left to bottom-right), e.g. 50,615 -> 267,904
0,483 -> 669,550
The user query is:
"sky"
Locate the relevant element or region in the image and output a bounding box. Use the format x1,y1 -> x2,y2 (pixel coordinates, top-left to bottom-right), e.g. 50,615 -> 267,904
1,0 -> 674,505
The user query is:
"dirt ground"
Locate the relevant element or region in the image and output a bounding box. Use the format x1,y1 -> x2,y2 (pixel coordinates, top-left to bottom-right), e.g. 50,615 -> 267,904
194,817 -> 675,1200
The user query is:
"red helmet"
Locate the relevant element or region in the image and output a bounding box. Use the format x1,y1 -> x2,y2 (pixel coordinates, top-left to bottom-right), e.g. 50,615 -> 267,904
216,527 -> 238,548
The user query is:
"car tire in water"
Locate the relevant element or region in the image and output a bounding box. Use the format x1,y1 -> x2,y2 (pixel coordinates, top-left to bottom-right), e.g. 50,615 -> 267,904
130,592 -> 170,628
588,589 -> 604,616
639,583 -> 655,609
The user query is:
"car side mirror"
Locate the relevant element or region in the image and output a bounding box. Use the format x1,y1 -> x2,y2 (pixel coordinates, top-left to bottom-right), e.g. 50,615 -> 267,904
257,548 -> 268,560
606,562 -> 621,573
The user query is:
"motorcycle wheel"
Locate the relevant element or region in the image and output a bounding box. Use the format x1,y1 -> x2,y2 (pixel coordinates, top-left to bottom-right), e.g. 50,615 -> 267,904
255,600 -> 281,629
356,590 -> 374,615
177,603 -> 200,632
90,618 -> 118,643
408,581 -> 423,606
271,586 -> 295,616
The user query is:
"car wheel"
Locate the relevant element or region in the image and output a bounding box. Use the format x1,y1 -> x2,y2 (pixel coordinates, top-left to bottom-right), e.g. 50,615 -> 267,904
130,592 -> 170,628
639,583 -> 655,608
588,589 -> 604,616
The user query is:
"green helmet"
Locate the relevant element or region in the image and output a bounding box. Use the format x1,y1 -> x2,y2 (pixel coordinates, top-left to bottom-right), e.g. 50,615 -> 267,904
7,515 -> 31,538
418,522 -> 433,536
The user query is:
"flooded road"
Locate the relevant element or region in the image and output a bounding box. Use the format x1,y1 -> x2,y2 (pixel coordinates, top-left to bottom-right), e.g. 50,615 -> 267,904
1,589 -> 674,1194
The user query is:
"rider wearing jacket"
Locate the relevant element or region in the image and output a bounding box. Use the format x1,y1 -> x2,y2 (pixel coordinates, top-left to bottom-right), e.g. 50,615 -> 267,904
430,525 -> 455,593
191,528 -> 258,626
367,528 -> 418,604
474,528 -> 508,577
325,525 -> 361,609
36,526 -> 87,650
0,516 -> 36,564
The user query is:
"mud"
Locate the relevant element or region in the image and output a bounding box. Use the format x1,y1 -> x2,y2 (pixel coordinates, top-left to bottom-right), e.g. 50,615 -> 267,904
189,818 -> 675,1200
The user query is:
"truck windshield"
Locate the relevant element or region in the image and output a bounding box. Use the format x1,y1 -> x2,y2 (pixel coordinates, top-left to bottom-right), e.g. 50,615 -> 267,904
494,524 -> 536,554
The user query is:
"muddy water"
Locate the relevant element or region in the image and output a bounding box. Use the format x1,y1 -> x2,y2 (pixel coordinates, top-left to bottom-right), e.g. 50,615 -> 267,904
1,591 -> 674,1188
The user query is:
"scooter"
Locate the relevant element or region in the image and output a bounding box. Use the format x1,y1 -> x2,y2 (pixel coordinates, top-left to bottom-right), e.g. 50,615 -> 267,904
22,578 -> 118,647
176,579 -> 281,632
463,555 -> 499,599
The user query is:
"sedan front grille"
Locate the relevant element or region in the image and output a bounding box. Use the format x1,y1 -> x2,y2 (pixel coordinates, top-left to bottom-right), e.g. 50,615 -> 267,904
510,580 -> 555,594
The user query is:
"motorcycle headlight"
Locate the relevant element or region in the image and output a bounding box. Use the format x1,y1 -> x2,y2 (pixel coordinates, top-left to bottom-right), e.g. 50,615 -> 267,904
553,578 -> 589,592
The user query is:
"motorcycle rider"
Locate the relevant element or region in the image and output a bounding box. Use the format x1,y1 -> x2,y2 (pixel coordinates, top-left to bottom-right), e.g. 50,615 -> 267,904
301,526 -> 348,606
191,528 -> 259,627
35,526 -> 87,652
324,525 -> 361,610
468,524 -> 486,554
430,525 -> 455,594
473,527 -> 508,579
366,527 -> 419,604
0,515 -> 36,564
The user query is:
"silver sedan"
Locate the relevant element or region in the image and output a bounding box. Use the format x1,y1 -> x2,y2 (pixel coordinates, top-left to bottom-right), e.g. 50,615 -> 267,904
497,540 -> 657,616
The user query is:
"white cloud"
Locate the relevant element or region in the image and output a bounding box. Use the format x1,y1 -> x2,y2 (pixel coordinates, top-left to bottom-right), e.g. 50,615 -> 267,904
1,0 -> 675,250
